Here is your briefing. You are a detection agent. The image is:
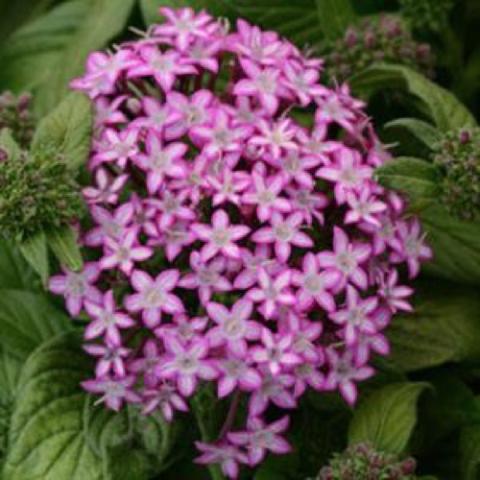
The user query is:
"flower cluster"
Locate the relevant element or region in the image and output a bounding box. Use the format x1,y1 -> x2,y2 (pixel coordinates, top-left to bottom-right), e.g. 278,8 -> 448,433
318,443 -> 418,480
0,91 -> 35,148
50,7 -> 431,478
323,15 -> 434,84
0,145 -> 83,240
432,127 -> 480,222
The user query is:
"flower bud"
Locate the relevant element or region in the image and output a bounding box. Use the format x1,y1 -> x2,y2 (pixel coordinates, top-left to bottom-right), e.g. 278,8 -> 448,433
323,15 -> 435,84
432,127 -> 480,222
399,0 -> 454,33
0,90 -> 35,148
0,144 -> 84,240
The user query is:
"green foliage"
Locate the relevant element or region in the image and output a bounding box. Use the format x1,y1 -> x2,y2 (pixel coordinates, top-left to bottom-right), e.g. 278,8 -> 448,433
348,382 -> 428,454
387,282 -> 480,371
385,118 -> 442,151
315,0 -> 355,41
350,64 -> 477,132
0,0 -> 135,117
0,289 -> 71,360
141,0 -> 238,25
32,92 -> 92,171
375,156 -> 441,204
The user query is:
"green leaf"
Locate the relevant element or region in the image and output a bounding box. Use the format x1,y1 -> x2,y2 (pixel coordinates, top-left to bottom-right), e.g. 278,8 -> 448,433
0,240 -> 39,290
32,92 -> 92,170
460,425 -> 480,480
0,129 -> 21,161
2,333 -> 103,480
315,0 -> 355,40
234,0 -> 323,47
36,0 -> 136,115
47,226 -> 83,272
0,289 -> 71,360
0,0 -> 135,117
0,1 -> 88,101
349,64 -> 477,132
348,382 -> 428,454
387,282 -> 480,372
0,347 -> 22,402
385,118 -> 442,150
19,232 -> 49,286
375,157 -> 441,202
421,205 -> 480,285
140,0 -> 238,25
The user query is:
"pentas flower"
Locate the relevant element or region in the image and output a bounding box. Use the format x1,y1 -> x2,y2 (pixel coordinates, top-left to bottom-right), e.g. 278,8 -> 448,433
51,8 -> 431,478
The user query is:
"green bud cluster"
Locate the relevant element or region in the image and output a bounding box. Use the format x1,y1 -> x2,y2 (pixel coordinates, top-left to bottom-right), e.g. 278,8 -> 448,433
432,128 -> 480,222
399,0 -> 454,33
0,144 -> 84,241
0,91 -> 35,149
318,443 -> 418,480
323,15 -> 434,84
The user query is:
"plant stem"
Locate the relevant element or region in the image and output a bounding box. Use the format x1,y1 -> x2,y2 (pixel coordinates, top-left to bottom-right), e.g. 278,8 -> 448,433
218,391 -> 241,441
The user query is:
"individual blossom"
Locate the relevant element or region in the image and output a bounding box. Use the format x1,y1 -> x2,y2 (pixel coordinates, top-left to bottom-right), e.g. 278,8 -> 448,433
195,441 -> 248,479
247,269 -> 295,319
100,228 -> 153,275
142,381 -> 189,419
292,252 -> 339,312
206,298 -> 262,356
125,269 -> 184,327
82,168 -> 128,205
228,416 -> 291,466
252,212 -> 313,262
192,209 -> 250,261
329,286 -> 379,345
318,227 -> 371,290
156,335 -> 217,396
49,263 -> 102,316
84,290 -> 135,343
324,349 -> 374,405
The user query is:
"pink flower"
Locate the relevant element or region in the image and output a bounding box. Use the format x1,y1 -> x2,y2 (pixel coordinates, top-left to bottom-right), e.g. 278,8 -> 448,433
248,371 -> 296,416
316,148 -> 372,204
49,263 -> 101,316
84,339 -> 130,377
100,229 -> 153,275
247,269 -> 295,319
132,96 -> 181,133
83,168 -> 128,205
324,349 -> 374,405
242,167 -> 291,222
154,7 -> 212,50
129,339 -> 162,388
192,210 -> 250,261
345,187 -> 387,227
234,59 -> 281,114
156,335 -> 217,396
93,128 -> 139,169
142,381 -> 189,419
252,212 -> 313,262
318,227 -> 371,290
128,47 -> 196,91
125,269 -> 184,327
251,329 -> 300,375
133,132 -> 187,193
378,269 -> 413,312
84,290 -> 135,343
330,286 -> 379,345
250,118 -> 298,159
82,375 -> 141,411
291,252 -> 339,312
178,252 -> 231,304
216,355 -> 262,398
391,219 -> 433,278
195,441 -> 248,479
207,298 -> 261,356
228,416 -> 291,466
